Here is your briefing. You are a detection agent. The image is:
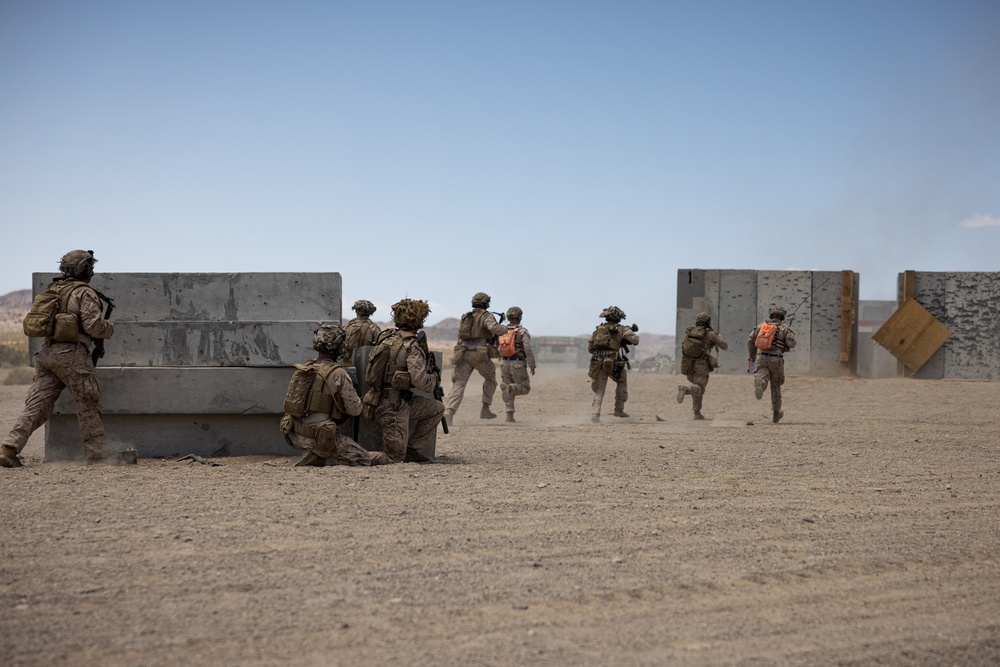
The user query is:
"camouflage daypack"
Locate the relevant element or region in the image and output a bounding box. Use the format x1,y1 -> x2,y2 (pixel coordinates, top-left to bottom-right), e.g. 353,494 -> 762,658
681,325 -> 708,359
22,279 -> 88,340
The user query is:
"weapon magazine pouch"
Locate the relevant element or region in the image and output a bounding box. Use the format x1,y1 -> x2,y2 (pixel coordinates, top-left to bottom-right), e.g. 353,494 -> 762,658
52,313 -> 80,342
602,358 -> 616,374
390,370 -> 411,390
361,388 -> 381,421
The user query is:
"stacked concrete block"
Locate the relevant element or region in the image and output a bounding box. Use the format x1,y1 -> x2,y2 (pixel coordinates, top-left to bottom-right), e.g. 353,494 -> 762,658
676,269 -> 859,376
35,272 -> 343,460
902,272 -> 1000,380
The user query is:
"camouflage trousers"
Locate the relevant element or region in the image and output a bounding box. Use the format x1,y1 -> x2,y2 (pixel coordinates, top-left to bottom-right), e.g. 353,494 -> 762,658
284,417 -> 388,466
374,392 -> 445,463
753,353 -> 785,412
682,359 -> 711,415
445,346 -> 498,413
499,359 -> 531,415
590,367 -> 628,417
2,342 -> 105,460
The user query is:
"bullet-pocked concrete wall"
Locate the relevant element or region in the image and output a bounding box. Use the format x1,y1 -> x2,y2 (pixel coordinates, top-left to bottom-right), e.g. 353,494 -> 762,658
676,269 -> 858,376
36,272 -> 345,460
901,272 -> 1000,381
533,336 -> 589,367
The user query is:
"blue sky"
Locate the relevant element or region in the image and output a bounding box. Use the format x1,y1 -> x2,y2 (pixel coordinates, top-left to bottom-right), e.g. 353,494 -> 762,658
2,1 -> 997,336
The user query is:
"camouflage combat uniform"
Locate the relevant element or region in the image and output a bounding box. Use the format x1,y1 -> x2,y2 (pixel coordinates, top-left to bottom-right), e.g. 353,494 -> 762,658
444,306 -> 508,420
373,330 -> 445,463
3,279 -> 114,463
499,320 -> 536,422
588,315 -> 639,422
678,319 -> 728,419
748,314 -> 796,422
282,358 -> 387,466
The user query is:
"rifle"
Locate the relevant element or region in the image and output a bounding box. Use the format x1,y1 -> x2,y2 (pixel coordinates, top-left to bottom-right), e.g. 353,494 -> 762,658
490,311 -> 506,325
612,323 -> 639,380
91,289 -> 115,367
417,331 -> 449,434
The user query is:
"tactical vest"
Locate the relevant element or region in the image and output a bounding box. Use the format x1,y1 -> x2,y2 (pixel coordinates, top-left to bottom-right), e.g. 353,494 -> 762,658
364,329 -> 413,388
283,359 -> 344,419
591,323 -> 621,352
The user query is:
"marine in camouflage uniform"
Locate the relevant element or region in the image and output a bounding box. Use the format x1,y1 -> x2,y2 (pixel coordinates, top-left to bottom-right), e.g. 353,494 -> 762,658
371,299 -> 445,463
443,292 -> 508,424
498,306 -> 536,424
281,323 -> 387,467
2,250 -> 115,467
341,299 -> 381,367
747,306 -> 797,423
677,312 -> 728,420
587,306 -> 639,423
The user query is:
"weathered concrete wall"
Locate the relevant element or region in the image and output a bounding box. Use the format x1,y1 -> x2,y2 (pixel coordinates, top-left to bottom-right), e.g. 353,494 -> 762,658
902,272 -> 1000,381
676,269 -> 858,376
38,272 -> 346,460
857,301 -> 898,379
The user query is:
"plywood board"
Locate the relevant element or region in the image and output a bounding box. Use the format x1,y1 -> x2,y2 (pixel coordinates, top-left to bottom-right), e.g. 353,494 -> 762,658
873,297 -> 951,372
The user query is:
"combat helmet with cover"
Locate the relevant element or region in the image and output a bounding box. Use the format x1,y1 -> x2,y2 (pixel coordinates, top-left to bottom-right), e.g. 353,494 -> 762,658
352,300 -> 377,317
471,292 -> 491,308
59,249 -> 97,280
506,306 -> 523,322
695,312 -> 712,327
313,322 -> 346,354
600,306 -> 626,323
769,306 -> 787,320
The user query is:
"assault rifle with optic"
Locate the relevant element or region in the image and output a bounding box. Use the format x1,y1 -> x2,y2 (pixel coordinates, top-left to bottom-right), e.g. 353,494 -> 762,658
91,289 -> 115,367
612,323 -> 639,380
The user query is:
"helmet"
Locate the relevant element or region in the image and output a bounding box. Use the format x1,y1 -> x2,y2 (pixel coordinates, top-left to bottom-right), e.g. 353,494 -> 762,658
59,249 -> 96,279
471,292 -> 491,308
506,306 -> 523,322
695,312 -> 711,327
769,306 -> 787,320
313,322 -> 346,354
392,298 -> 431,329
600,306 -> 625,323
352,299 -> 377,316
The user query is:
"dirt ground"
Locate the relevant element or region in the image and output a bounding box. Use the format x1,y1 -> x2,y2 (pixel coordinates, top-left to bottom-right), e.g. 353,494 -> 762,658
1,366 -> 999,666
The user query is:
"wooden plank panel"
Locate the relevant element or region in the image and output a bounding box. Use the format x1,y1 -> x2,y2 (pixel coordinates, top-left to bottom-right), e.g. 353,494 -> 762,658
872,297 -> 951,372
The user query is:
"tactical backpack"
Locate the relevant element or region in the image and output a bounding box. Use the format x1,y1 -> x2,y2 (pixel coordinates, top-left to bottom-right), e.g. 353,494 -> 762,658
22,279 -> 88,340
497,327 -> 520,358
755,322 -> 778,351
681,325 -> 708,359
283,360 -> 341,418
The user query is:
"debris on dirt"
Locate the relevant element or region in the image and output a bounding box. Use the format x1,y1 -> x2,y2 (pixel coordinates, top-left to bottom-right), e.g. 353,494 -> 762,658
176,454 -> 221,466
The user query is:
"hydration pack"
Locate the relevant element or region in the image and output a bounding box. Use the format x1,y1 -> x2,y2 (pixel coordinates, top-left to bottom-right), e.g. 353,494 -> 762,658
591,323 -> 620,351
755,322 -> 778,351
364,329 -> 406,388
497,327 -> 520,358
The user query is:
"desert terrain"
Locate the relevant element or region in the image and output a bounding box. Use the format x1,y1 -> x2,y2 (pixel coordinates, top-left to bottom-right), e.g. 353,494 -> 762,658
1,361 -> 999,666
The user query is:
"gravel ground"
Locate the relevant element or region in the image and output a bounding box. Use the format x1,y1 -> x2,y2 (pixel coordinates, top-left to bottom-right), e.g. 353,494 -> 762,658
1,368 -> 999,666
